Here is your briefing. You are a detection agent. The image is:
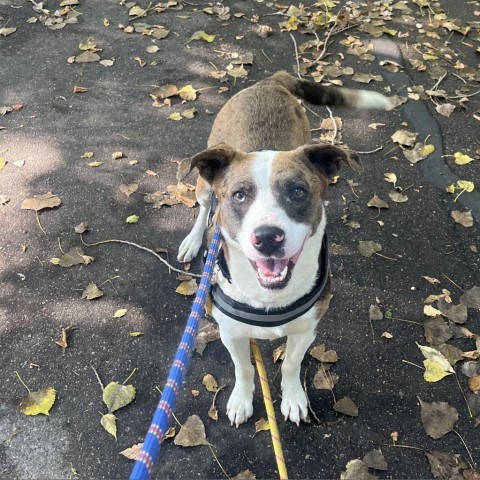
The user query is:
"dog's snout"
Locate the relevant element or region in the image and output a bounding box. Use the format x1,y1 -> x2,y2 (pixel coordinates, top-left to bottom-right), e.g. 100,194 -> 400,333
251,226 -> 285,256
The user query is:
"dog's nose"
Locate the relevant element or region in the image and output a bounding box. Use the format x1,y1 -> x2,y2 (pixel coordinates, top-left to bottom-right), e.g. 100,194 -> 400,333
251,226 -> 285,256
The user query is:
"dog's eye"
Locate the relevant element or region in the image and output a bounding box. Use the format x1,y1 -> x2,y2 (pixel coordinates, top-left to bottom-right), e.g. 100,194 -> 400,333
289,187 -> 307,201
232,191 -> 246,203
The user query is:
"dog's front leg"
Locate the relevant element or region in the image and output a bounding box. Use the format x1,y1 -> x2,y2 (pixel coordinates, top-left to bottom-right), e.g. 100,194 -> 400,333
281,329 -> 316,425
220,333 -> 255,427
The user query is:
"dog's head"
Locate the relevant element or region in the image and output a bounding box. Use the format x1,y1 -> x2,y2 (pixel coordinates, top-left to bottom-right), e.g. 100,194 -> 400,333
178,141 -> 359,290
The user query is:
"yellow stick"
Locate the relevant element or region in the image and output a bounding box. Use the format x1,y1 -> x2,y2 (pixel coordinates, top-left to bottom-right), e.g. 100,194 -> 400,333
250,339 -> 288,480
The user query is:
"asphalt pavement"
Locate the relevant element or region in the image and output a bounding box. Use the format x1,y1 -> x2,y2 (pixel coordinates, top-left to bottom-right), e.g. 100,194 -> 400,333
1,1 -> 479,479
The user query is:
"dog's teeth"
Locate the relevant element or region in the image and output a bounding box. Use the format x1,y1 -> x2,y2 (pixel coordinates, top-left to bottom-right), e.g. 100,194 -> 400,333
280,265 -> 288,279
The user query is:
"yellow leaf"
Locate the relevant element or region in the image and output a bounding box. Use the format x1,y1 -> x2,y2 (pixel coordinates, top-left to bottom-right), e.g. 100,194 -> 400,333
113,309 -> 128,318
446,184 -> 455,193
126,215 -> 139,224
177,85 -> 197,101
454,152 -> 473,165
423,359 -> 453,382
168,112 -> 182,121
87,161 -> 103,167
189,31 -> 216,43
417,343 -> 454,373
457,180 -> 474,192
254,418 -> 270,434
20,387 -> 56,415
384,172 -> 397,184
81,151 -> 94,158
424,305 -> 442,317
420,144 -> 435,157
0,158 -> 6,171
202,373 -> 218,392
103,18 -> 110,27
175,279 -> 197,296
100,413 -> 117,439
128,332 -> 144,337
129,6 -> 146,16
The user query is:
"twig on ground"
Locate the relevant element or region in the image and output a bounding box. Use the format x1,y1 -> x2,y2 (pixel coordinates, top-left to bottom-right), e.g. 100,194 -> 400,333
81,236 -> 201,278
303,370 -> 323,424
452,429 -> 475,469
326,106 -> 337,144
289,33 -> 302,79
313,22 -> 337,64
356,146 -> 383,155
91,366 -> 104,391
261,49 -> 273,64
441,272 -> 464,292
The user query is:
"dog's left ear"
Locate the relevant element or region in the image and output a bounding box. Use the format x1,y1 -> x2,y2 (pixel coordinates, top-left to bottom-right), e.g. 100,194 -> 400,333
302,141 -> 361,179
177,143 -> 238,184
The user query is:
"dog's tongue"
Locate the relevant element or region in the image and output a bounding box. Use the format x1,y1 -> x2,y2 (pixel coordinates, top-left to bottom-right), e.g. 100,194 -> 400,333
256,258 -> 289,277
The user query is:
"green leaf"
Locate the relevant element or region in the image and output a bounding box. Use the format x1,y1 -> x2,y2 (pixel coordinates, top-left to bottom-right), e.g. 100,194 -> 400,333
103,381 -> 136,413
126,215 -> 139,224
189,31 -> 216,43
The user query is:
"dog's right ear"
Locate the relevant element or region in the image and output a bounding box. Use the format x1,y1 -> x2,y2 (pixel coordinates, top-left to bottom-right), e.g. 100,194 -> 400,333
176,143 -> 237,184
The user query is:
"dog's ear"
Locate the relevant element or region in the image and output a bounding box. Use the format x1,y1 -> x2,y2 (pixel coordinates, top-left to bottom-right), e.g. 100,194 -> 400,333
176,143 -> 237,184
302,141 -> 361,179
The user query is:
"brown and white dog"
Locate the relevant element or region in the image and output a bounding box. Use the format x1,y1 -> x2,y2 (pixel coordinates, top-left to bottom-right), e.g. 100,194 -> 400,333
177,72 -> 391,426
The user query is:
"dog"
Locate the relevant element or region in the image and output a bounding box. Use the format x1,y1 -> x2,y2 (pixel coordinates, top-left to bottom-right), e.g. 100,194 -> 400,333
176,72 -> 391,426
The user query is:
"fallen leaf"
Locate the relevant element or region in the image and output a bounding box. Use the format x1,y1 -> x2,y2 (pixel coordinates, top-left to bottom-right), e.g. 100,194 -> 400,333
423,276 -> 440,285
119,184 -> 138,197
120,443 -> 143,460
341,459 -> 377,480
363,449 -> 387,471
202,374 -> 218,393
436,103 -> 456,117
451,210 -> 474,227
146,45 -> 159,53
87,161 -> 103,167
113,309 -> 128,318
358,241 -> 382,258
367,195 -> 389,209
418,398 -> 458,439
82,283 -> 103,300
423,359 -> 453,382
208,403 -> 218,421
177,85 -> 197,101
389,191 -> 409,203
425,451 -> 469,480
227,65 -> 248,79
194,319 -> 220,355
256,24 -> 273,38
424,305 -> 442,317
189,31 -> 216,43
51,247 -> 94,267
73,86 -> 89,93
435,344 -> 463,366
128,332 -> 144,337
273,343 -> 286,363
81,152 -> 94,159
126,215 -> 139,224
391,129 -> 417,147
74,222 -> 89,233
403,143 -> 435,164
174,415 -> 209,447
55,327 -> 68,350
369,305 -> 383,321
417,343 -> 454,374
75,51 -> 101,63
333,397 -> 359,416
167,183 -> 197,208
168,112 -> 182,121
310,344 -> 338,362
468,376 -> 480,392
313,365 -> 339,390
20,387 -> 56,415
352,73 -> 382,83
254,418 -> 270,434
112,151 -> 125,160
176,279 -> 197,296
437,298 -> 468,324
461,362 -> 480,378
101,413 -> 117,439
99,59 -> 115,67
460,286 -> 480,309
181,107 -> 197,119
0,195 -> 11,205
129,6 -> 146,16
0,27 -> 17,37
103,381 -> 136,412
454,152 -> 473,165
231,470 -> 256,480
21,192 -> 61,212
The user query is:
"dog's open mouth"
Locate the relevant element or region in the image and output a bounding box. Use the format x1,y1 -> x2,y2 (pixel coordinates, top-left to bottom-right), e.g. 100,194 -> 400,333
249,247 -> 303,290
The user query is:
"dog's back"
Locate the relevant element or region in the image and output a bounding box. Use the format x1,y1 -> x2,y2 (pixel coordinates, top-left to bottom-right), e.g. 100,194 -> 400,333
208,72 -> 391,152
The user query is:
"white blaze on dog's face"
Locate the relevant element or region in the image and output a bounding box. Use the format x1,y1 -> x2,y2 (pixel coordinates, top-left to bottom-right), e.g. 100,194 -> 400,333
186,142 -> 354,290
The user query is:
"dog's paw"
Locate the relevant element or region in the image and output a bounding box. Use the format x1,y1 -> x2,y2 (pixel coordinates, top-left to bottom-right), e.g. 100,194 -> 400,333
226,385 -> 254,427
177,231 -> 203,263
281,380 -> 308,426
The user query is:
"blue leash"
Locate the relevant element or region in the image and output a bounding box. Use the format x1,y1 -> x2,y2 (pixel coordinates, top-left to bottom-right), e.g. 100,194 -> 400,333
130,226 -> 222,480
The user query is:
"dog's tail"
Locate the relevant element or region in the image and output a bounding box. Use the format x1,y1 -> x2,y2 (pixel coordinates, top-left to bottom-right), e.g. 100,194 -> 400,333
267,71 -> 392,110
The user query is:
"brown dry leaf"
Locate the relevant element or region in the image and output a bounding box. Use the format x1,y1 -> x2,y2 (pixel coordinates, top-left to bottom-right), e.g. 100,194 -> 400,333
352,73 -> 382,83
181,107 -> 197,119
75,51 -> 101,63
273,343 -> 286,363
82,283 -> 104,300
369,305 -> 383,321
176,279 -> 197,296
423,276 -> 440,285
363,449 -> 387,471
174,415 -> 209,447
167,182 -> 197,208
55,327 -> 68,350
74,222 -> 89,234
256,24 -> 273,38
341,459 -> 377,480
435,344 -> 463,366
119,443 -> 143,460
51,247 -> 94,267
391,129 -> 417,147
112,151 -> 125,160
73,86 -> 89,93
460,286 -> 480,309
202,374 -> 218,393
231,471 -> 256,480
320,117 -> 343,131
451,210 -> 474,228
143,191 -> 164,204
424,305 -> 443,317
194,319 -> 220,355
226,65 -> 248,79
119,184 -> 138,197
313,365 -> 339,390
461,362 -> 480,378
462,350 -> 480,360
436,103 -> 456,118
165,426 -> 176,439
389,191 -> 409,203
403,143 -> 435,164
425,451 -> 469,480
21,192 -> 61,212
418,397 -> 458,439
423,316 -> 452,345
208,403 -> 218,421
333,397 -> 359,417
468,376 -> 480,392
367,195 -> 389,209
358,241 -> 382,258
310,344 -> 338,363
437,298 -> 467,324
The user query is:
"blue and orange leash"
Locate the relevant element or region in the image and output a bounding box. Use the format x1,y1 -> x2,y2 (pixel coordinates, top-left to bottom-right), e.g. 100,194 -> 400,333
130,226 -> 221,480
